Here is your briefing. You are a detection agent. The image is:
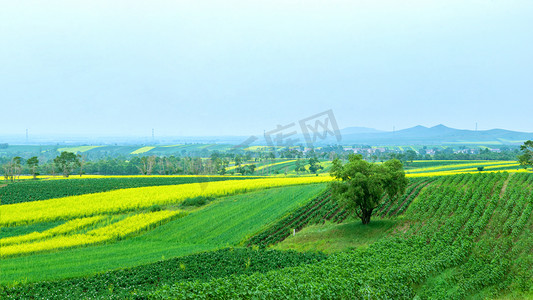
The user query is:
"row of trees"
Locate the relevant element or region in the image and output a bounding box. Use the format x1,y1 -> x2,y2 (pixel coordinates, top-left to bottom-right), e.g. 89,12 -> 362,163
2,152 -> 84,181
2,141 -> 531,181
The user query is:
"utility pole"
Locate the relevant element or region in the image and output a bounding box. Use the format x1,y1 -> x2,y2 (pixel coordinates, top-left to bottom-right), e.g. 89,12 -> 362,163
475,123 -> 478,131
152,128 -> 155,141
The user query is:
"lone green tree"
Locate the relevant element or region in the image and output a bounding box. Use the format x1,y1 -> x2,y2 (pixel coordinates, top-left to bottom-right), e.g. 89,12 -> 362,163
294,159 -> 307,174
308,157 -> 324,174
329,154 -> 408,225
518,140 -> 533,170
27,156 -> 39,179
54,151 -> 80,177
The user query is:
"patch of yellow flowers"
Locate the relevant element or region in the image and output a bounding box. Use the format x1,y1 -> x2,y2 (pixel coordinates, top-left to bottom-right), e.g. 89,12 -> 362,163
0,210 -> 182,257
407,161 -> 517,173
0,177 -> 330,226
0,216 -> 105,246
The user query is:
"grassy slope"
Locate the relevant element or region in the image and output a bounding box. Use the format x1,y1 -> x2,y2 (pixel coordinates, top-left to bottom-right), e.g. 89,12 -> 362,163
0,184 -> 326,284
272,218 -> 400,254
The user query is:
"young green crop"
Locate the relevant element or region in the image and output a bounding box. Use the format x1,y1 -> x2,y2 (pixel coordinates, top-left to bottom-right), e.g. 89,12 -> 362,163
150,172 -> 533,299
0,248 -> 327,299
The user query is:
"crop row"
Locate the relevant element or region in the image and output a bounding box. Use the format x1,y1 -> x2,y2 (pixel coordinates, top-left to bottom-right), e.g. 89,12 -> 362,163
246,191 -> 347,248
0,177 -> 331,226
0,210 -> 184,258
375,177 -> 434,218
152,172 -> 532,298
0,176 -> 259,205
247,177 -> 438,248
0,248 -> 327,299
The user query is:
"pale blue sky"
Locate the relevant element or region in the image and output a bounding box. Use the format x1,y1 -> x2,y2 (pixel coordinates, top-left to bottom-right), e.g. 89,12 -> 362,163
1,0 -> 532,137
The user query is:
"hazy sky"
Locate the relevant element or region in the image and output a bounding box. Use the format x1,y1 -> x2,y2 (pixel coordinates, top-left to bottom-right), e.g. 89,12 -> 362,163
1,0 -> 532,137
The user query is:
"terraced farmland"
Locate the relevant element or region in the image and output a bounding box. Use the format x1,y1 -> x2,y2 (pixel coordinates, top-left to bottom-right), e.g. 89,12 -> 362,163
0,171 -> 531,299
153,172 -> 533,299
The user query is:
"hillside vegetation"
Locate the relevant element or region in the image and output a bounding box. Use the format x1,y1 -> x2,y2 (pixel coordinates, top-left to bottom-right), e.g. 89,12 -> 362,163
153,172 -> 532,299
0,172 -> 531,299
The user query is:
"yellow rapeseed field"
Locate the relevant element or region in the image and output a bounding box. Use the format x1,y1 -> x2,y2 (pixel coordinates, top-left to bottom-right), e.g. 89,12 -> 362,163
406,161 -> 516,173
130,146 -> 155,155
405,169 -> 528,178
255,160 -> 297,171
0,177 -> 330,226
0,210 -> 182,257
444,163 -> 520,173
0,216 -> 105,246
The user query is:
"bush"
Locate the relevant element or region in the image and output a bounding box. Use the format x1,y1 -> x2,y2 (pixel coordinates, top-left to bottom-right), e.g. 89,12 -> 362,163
180,196 -> 214,207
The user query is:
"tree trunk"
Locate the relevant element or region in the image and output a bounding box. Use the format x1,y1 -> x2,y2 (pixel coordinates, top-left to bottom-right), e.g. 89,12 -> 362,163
361,208 -> 373,225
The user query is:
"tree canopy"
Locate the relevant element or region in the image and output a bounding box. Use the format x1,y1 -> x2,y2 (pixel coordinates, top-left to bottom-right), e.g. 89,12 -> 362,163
329,154 -> 408,225
54,151 -> 80,178
518,140 -> 533,170
27,156 -> 39,179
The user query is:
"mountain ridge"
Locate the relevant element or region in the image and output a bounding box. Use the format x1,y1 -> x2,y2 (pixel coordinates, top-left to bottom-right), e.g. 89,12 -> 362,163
336,124 -> 533,145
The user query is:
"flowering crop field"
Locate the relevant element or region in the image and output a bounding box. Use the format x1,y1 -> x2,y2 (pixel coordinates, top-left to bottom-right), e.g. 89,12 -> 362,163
0,184 -> 326,284
0,216 -> 105,246
0,211 -> 183,257
130,146 -> 155,154
0,176 -> 330,226
406,160 -> 518,173
403,160 -> 528,177
255,159 -> 297,171
0,175 -> 259,205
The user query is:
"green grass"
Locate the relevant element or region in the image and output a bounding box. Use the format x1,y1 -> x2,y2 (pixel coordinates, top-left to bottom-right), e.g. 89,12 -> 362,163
272,218 -> 399,253
0,184 -> 326,284
0,220 -> 65,239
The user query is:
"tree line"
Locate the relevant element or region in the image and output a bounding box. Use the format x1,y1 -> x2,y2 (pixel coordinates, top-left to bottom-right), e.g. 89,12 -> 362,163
2,142 -> 531,180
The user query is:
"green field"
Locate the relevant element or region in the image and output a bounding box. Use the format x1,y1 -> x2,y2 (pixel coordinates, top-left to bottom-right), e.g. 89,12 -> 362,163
0,248 -> 327,299
0,171 -> 531,299
151,172 -> 533,299
0,184 -> 326,283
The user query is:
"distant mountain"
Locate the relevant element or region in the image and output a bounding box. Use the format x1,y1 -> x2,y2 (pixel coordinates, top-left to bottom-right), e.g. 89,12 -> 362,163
340,127 -> 384,135
2,124 -> 531,147
334,124 -> 533,146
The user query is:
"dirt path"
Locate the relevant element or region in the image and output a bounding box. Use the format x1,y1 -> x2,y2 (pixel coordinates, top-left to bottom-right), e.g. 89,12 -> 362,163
500,173 -> 514,197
